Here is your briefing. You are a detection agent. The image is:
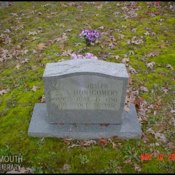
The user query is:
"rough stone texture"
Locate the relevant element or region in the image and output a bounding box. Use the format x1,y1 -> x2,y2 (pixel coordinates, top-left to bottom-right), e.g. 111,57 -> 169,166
43,59 -> 129,124
28,103 -> 142,139
43,59 -> 129,78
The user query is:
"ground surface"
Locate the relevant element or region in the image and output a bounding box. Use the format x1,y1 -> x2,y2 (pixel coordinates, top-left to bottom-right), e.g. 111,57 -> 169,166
0,2 -> 175,173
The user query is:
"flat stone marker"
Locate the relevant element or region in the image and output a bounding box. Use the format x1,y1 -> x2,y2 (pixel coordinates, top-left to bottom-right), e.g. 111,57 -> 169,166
28,59 -> 142,139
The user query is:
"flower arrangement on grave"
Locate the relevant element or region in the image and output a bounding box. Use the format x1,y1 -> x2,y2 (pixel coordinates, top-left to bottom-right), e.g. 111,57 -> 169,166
80,29 -> 100,46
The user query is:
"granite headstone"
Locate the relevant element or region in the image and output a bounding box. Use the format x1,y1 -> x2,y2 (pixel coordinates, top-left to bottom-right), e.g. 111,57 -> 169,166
28,59 -> 141,139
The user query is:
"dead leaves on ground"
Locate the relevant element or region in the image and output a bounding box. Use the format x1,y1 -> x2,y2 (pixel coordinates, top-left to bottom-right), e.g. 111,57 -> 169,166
147,128 -> 167,143
0,48 -> 12,62
140,86 -> 149,92
64,138 -> 121,148
134,96 -> 144,111
31,85 -> 39,92
166,64 -> 174,70
146,62 -> 155,69
39,95 -> 45,103
128,65 -> 137,74
0,46 -> 29,66
62,164 -> 71,172
0,89 -> 9,95
28,31 -> 38,36
36,43 -> 47,51
122,2 -> 139,19
51,33 -> 68,44
127,36 -> 144,45
0,33 -> 12,45
134,96 -> 149,122
5,167 -> 32,174
145,50 -> 160,58
98,138 -> 108,146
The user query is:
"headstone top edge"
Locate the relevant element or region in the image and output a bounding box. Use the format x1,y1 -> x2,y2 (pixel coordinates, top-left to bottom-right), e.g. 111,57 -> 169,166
43,59 -> 129,78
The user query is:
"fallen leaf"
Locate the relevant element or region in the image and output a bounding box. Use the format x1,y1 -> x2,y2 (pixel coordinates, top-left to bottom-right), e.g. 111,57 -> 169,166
81,140 -> 97,147
134,163 -> 141,172
134,96 -> 144,111
144,31 -> 150,36
167,142 -> 175,150
131,28 -> 137,33
65,29 -> 72,32
109,42 -> 115,49
32,86 -> 38,92
127,36 -> 144,45
108,139 -> 117,149
147,104 -> 154,110
162,87 -> 169,94
153,111 -> 157,115
146,62 -> 155,69
166,64 -> 174,70
50,12 -> 57,15
62,164 -> 70,171
147,128 -> 155,135
170,117 -> 175,126
16,63 -> 20,69
154,97 -> 161,110
0,48 -> 12,62
128,50 -> 135,55
170,109 -> 175,113
147,128 -> 167,143
154,132 -> 167,143
99,26 -> 104,30
28,31 -> 38,36
115,55 -> 120,60
123,159 -> 132,164
122,25 -> 127,29
61,50 -> 72,56
146,51 -> 160,58
98,138 -> 108,146
32,49 -> 37,54
21,58 -> 29,64
128,65 -> 137,74
22,49 -> 28,55
39,95 -> 45,103
122,58 -> 130,64
4,29 -> 11,33
68,144 -> 80,148
118,34 -> 125,39
124,105 -> 130,112
0,34 -> 12,45
140,86 -> 149,92
37,43 -> 47,51
31,36 -> 39,41
142,133 -> 149,143
0,89 -> 9,95
6,167 -> 32,174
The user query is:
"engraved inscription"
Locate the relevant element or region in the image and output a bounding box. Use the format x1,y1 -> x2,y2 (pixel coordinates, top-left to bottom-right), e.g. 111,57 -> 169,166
48,75 -> 124,110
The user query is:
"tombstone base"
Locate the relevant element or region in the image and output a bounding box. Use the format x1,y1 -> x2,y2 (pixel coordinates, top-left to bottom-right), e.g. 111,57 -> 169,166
28,103 -> 142,139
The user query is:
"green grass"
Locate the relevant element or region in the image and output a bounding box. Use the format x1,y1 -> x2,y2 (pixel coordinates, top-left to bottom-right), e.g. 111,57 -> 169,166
0,2 -> 175,173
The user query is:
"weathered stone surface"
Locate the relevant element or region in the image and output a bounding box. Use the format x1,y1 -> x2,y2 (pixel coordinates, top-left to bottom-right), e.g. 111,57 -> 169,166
28,103 -> 142,139
43,59 -> 128,124
28,59 -> 142,139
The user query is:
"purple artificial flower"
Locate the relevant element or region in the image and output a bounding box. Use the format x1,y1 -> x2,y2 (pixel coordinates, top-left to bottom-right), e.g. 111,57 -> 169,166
71,53 -> 78,59
80,29 -> 100,45
77,54 -> 84,59
71,53 -> 98,60
71,53 -> 85,59
85,53 -> 98,60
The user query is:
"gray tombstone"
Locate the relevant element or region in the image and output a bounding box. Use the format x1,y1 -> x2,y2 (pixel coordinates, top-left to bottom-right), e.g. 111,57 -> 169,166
28,59 -> 141,139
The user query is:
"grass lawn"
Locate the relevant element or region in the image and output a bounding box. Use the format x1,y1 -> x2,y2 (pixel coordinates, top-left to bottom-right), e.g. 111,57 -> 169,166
0,2 -> 175,173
